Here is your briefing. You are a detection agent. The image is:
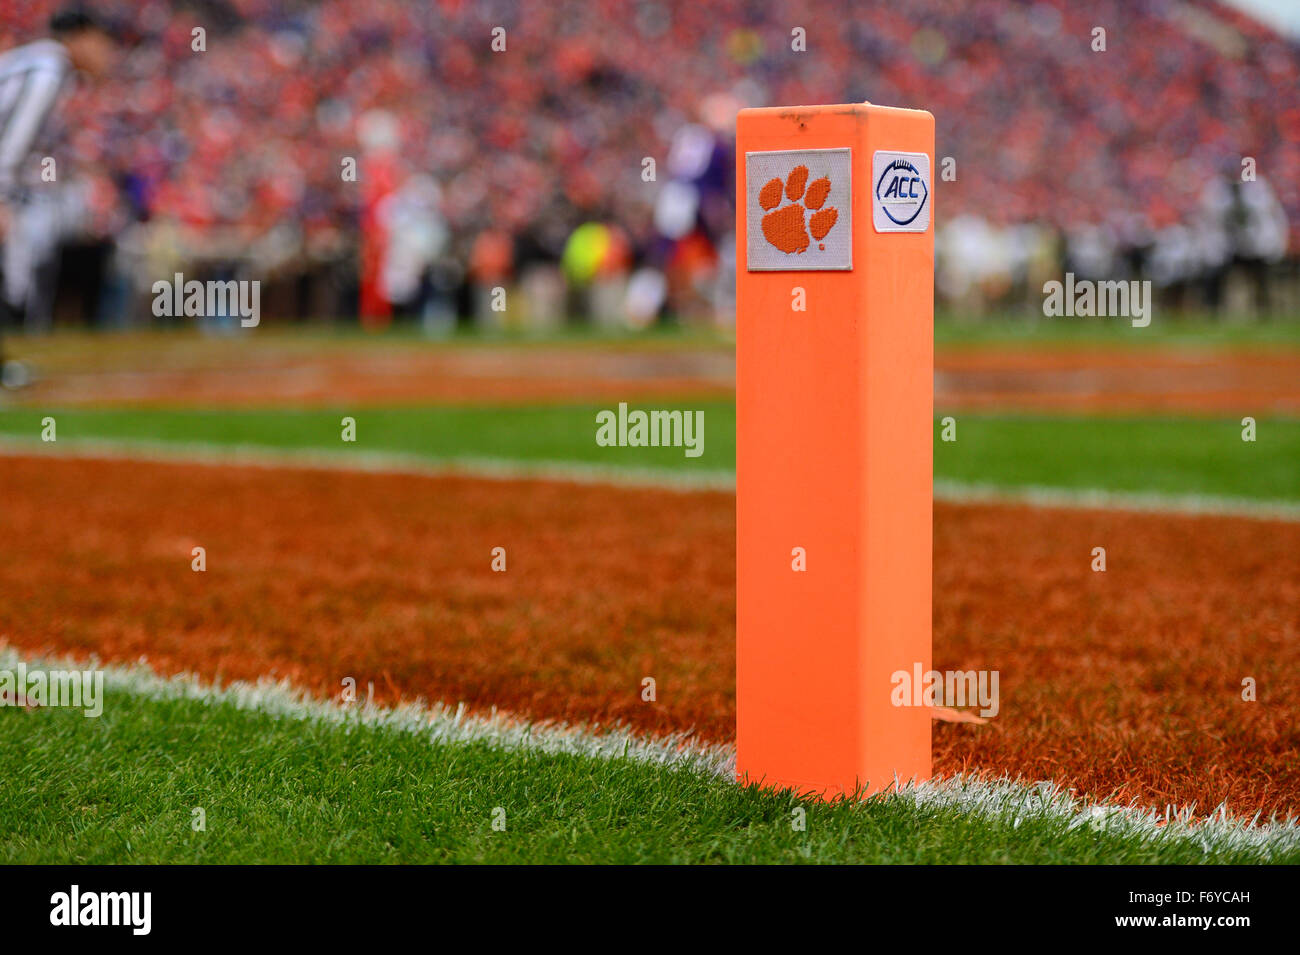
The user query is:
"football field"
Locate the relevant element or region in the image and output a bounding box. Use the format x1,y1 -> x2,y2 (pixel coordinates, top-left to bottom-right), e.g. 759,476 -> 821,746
1,324 -> 1297,864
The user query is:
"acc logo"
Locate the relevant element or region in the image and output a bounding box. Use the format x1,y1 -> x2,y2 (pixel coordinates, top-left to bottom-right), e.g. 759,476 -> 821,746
872,151 -> 931,233
745,148 -> 852,271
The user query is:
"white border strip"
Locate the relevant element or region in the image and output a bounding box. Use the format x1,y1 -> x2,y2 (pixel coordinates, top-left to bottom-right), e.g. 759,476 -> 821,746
933,478 -> 1300,522
0,645 -> 734,777
0,436 -> 737,492
891,775 -> 1300,858
3,645 -> 1296,858
4,436 -> 1299,519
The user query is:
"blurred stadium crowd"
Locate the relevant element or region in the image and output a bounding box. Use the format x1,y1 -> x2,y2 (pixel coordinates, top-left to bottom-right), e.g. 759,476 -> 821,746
2,0 -> 1299,331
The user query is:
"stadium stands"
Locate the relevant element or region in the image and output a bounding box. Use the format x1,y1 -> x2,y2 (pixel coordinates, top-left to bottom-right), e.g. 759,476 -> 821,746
3,0 -> 1297,323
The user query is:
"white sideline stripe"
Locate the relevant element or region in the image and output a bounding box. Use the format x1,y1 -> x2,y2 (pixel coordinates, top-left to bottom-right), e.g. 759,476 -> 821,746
0,436 -> 736,492
4,435 -> 1300,520
0,645 -> 734,778
3,645 -> 1297,857
934,478 -> 1300,522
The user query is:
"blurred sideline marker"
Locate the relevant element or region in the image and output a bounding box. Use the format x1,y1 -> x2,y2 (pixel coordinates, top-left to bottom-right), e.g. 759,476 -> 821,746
736,103 -> 934,798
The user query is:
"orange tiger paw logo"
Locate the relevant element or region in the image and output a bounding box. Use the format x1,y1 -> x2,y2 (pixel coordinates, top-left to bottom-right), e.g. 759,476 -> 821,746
759,165 -> 839,254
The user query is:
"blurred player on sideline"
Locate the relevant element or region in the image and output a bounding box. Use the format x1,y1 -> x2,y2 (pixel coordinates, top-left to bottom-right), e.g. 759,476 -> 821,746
0,6 -> 118,390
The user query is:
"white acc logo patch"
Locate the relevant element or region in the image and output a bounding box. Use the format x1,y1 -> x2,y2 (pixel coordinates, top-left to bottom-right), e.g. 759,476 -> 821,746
872,150 -> 930,233
745,148 -> 852,271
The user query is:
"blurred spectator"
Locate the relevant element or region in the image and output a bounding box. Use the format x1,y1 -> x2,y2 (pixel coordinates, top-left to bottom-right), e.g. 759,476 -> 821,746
0,0 -> 1295,326
1198,169 -> 1289,312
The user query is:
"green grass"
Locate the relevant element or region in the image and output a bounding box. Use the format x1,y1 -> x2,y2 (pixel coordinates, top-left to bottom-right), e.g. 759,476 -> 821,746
0,403 -> 736,473
6,329 -> 1297,867
3,406 -> 1298,501
933,414 -> 1300,501
1,686 -> 1287,864
934,312 -> 1300,349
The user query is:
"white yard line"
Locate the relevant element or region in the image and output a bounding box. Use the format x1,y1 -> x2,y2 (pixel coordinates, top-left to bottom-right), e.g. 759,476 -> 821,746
0,436 -> 736,492
3,645 -> 1296,857
3,434 -> 1299,520
0,644 -> 733,773
932,478 -> 1300,522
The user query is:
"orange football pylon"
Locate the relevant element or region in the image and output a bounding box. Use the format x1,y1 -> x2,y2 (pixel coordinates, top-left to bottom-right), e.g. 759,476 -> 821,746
736,103 -> 934,798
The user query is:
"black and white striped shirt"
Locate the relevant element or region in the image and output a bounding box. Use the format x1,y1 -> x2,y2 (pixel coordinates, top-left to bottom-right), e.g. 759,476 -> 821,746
0,39 -> 72,201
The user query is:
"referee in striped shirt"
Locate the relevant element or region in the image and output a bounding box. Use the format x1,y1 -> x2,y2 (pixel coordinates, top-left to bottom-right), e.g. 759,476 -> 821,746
0,7 -> 118,389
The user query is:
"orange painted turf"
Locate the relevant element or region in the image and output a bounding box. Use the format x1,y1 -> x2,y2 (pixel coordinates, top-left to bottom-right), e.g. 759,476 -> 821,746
2,455 -> 1297,818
